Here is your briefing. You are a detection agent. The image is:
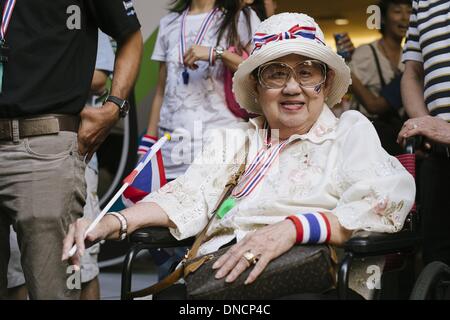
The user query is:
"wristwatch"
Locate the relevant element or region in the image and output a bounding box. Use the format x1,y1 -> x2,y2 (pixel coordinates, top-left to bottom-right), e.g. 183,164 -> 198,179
214,46 -> 225,60
104,95 -> 130,118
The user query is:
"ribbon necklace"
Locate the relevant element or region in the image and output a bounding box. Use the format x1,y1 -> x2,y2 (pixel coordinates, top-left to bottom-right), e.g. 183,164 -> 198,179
232,122 -> 291,199
179,7 -> 219,85
217,122 -> 291,219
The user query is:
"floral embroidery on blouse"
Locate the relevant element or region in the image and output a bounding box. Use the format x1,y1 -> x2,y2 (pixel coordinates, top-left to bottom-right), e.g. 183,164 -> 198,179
142,105 -> 415,242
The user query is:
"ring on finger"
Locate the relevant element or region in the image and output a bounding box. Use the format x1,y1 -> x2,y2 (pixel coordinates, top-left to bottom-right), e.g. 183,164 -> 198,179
241,256 -> 251,268
243,250 -> 259,266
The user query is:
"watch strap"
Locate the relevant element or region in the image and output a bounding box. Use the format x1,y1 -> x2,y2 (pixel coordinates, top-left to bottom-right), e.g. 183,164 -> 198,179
105,95 -> 129,118
214,46 -> 224,60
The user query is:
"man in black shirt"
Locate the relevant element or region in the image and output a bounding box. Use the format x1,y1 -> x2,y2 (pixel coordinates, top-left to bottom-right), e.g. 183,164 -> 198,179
0,0 -> 142,299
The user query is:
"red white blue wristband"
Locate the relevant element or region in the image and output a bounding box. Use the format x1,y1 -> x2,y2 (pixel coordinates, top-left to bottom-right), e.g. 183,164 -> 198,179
286,213 -> 331,244
138,134 -> 157,155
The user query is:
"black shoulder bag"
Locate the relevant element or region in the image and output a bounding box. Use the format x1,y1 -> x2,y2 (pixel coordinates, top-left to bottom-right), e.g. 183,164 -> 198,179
368,44 -> 404,155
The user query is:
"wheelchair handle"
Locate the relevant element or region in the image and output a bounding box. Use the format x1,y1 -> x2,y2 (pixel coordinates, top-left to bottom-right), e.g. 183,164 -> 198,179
405,136 -> 419,154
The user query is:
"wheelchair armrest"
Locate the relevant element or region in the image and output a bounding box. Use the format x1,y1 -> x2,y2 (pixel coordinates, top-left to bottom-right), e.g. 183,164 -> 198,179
129,227 -> 195,248
344,231 -> 421,256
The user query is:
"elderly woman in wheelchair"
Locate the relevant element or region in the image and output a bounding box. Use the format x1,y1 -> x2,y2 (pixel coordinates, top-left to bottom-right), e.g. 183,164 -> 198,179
63,13 -> 415,299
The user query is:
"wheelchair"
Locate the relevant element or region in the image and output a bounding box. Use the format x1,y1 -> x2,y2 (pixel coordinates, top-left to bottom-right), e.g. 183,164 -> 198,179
120,139 -> 421,300
409,261 -> 450,300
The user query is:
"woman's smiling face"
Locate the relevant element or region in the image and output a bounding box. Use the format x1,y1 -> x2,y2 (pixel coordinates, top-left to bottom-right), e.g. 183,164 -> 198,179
255,54 -> 334,138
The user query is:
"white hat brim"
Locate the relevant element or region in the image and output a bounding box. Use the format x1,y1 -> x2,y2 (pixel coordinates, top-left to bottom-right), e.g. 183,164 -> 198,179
233,38 -> 352,114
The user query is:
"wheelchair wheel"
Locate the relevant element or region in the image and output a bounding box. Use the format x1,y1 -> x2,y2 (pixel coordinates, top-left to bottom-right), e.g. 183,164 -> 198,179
410,261 -> 450,300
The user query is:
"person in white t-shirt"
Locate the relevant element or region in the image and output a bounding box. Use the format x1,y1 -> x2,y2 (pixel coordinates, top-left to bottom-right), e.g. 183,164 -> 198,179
135,0 -> 260,279
138,0 -> 260,180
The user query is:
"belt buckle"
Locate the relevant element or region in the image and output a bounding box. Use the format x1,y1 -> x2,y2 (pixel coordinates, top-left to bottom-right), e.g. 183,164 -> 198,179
19,117 -> 60,138
11,119 -> 19,142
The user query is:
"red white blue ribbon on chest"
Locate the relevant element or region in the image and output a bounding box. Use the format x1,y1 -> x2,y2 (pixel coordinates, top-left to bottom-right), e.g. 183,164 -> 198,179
232,122 -> 290,199
179,7 -> 219,85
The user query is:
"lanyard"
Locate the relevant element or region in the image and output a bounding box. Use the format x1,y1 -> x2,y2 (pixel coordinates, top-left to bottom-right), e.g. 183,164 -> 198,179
179,7 -> 218,85
0,0 -> 15,93
179,7 -> 218,65
232,122 -> 290,199
1,0 -> 16,42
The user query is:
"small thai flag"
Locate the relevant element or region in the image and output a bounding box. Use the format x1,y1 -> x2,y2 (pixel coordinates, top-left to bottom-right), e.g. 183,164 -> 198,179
68,134 -> 170,258
121,144 -> 167,207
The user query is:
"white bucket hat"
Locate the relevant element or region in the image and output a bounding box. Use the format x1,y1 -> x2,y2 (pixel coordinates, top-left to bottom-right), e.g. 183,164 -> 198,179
233,13 -> 352,114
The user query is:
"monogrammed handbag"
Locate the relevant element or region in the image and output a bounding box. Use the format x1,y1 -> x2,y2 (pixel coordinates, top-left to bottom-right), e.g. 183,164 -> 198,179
185,244 -> 337,300
129,155 -> 336,300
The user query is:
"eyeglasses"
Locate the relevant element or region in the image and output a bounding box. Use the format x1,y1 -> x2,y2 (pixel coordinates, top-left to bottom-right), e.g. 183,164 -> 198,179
257,60 -> 328,89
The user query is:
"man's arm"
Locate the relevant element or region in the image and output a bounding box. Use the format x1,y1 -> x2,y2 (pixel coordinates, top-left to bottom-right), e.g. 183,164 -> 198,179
401,60 -> 429,118
108,30 -> 143,102
78,30 -> 143,160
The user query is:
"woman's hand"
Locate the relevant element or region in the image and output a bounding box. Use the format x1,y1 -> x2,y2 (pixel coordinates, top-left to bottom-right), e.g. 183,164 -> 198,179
183,45 -> 210,70
61,216 -> 118,267
212,220 -> 296,285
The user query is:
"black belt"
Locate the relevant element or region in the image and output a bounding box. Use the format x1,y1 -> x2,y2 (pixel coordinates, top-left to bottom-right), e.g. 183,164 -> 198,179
0,114 -> 80,141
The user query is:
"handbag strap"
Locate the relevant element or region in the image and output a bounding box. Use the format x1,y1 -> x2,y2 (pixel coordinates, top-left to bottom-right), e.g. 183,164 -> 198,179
369,43 -> 387,88
128,158 -> 247,299
184,163 -> 246,262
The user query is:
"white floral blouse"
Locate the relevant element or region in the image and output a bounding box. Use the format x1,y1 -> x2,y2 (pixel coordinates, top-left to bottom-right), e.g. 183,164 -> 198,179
142,105 -> 416,260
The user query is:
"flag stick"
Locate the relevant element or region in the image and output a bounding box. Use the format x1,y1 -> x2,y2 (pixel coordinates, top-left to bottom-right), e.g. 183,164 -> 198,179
68,133 -> 171,258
